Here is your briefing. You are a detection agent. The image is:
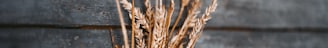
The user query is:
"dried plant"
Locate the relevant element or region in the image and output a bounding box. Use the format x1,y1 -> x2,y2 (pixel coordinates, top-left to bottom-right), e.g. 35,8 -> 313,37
114,0 -> 129,48
115,0 -> 217,48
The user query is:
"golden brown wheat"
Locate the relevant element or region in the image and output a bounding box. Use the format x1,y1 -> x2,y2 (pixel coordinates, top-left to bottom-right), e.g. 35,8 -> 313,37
187,0 -> 218,48
115,0 -> 217,48
168,0 -> 201,47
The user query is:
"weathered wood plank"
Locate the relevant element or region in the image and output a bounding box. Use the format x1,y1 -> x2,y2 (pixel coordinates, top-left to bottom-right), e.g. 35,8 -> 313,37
135,0 -> 328,28
0,0 -> 129,26
1,0 -> 327,27
0,28 -> 111,48
207,0 -> 328,28
109,29 -> 131,47
196,30 -> 328,48
137,0 -> 328,28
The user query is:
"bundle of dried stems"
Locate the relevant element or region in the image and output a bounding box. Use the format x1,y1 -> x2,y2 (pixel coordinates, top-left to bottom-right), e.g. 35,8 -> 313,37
115,0 -> 217,48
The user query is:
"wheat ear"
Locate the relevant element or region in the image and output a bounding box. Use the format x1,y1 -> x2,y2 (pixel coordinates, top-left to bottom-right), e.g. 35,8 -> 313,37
134,8 -> 146,48
120,0 -> 149,48
186,0 -> 218,48
152,0 -> 167,48
143,0 -> 152,48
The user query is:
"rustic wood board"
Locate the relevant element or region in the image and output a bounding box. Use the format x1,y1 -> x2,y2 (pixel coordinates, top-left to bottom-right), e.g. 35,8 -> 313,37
0,0 -> 130,26
109,29 -> 131,46
207,0 -> 328,28
0,0 -> 327,27
107,29 -> 328,48
196,30 -> 328,48
0,28 -> 112,48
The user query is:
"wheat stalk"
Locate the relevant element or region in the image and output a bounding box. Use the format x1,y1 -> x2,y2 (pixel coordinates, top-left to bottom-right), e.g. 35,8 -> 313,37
164,0 -> 175,48
169,0 -> 190,41
114,0 -> 129,48
131,0 -> 136,48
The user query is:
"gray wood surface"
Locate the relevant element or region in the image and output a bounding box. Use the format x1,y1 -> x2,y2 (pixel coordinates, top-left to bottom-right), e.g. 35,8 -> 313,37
109,29 -> 328,48
196,30 -> 328,48
1,0 -> 327,48
1,0 -> 327,28
0,0 -> 129,26
0,28 -> 111,48
109,29 -> 132,47
207,0 -> 328,28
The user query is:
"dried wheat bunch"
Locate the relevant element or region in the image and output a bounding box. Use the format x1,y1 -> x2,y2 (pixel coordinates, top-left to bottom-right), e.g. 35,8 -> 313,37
115,0 -> 217,48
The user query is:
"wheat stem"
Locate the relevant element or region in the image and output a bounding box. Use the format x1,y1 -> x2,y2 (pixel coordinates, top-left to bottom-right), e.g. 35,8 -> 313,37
115,0 -> 129,48
164,0 -> 175,48
169,0 -> 190,42
131,0 -> 135,48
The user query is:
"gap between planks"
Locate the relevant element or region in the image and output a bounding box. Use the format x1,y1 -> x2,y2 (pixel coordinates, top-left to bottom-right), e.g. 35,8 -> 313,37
0,24 -> 328,32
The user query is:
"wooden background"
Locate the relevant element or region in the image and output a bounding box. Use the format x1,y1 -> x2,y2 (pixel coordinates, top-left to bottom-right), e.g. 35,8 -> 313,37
1,0 -> 328,48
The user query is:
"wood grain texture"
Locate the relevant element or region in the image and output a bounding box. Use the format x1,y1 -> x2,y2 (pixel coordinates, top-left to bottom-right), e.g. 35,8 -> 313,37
196,30 -> 328,48
0,28 -> 111,48
206,0 -> 328,28
135,0 -> 328,28
0,0 -> 130,26
110,29 -> 131,46
0,0 -> 327,27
